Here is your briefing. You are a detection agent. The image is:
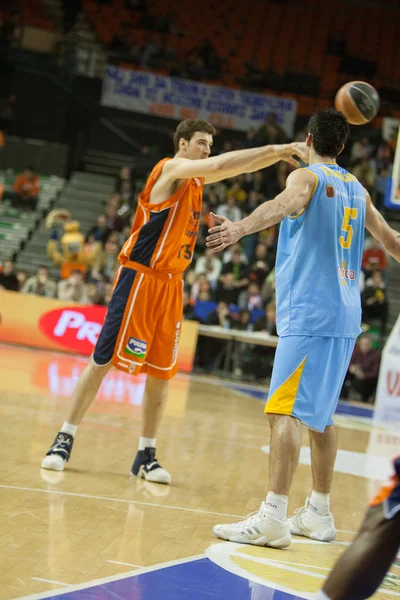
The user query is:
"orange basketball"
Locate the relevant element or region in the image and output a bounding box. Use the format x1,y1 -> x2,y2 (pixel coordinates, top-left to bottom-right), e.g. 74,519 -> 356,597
334,81 -> 380,125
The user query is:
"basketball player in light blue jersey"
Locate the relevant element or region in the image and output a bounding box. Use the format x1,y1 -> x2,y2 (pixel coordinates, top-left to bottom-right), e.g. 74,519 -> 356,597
206,107 -> 400,548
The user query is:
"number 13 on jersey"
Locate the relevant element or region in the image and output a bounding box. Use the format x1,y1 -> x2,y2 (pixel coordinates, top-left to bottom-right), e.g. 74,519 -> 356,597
339,207 -> 358,249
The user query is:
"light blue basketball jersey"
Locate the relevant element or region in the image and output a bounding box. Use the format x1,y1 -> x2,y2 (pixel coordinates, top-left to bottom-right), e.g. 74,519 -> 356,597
276,163 -> 366,338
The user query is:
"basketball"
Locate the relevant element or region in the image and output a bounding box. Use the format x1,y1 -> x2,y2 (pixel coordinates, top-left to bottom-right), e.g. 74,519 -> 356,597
334,81 -> 380,125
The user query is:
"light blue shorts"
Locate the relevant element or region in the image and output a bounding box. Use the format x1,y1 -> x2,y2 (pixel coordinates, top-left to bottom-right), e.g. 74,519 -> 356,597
265,335 -> 356,432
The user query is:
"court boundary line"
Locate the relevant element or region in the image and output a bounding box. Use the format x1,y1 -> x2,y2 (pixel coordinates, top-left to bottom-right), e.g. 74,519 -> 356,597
0,484 -> 245,519
17,554 -> 206,600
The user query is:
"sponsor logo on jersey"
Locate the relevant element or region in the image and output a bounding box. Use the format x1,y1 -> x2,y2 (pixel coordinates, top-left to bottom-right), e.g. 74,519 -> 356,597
326,184 -> 334,197
125,337 -> 147,359
338,265 -> 355,281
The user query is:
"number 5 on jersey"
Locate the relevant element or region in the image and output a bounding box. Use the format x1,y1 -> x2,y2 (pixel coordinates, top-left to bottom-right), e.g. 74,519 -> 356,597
339,207 -> 358,249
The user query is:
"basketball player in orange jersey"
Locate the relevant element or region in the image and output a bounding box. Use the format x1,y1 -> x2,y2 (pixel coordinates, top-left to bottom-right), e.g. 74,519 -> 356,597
41,119 -> 308,484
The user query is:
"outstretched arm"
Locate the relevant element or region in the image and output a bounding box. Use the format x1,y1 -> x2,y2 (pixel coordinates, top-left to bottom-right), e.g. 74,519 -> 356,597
365,191 -> 400,262
206,169 -> 315,253
162,143 -> 308,184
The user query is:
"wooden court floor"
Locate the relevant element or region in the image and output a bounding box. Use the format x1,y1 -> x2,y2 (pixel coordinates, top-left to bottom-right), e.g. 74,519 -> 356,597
1,343 -> 399,600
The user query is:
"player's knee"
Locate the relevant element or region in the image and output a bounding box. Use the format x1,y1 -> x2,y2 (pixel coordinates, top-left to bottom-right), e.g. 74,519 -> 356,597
88,358 -> 111,379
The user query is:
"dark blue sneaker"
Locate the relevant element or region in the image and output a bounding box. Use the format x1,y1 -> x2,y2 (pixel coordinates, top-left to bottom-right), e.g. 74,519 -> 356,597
131,447 -> 171,484
41,432 -> 74,471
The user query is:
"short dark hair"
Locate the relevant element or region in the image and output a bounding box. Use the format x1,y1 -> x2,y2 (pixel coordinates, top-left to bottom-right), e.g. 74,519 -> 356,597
308,108 -> 349,158
173,119 -> 216,152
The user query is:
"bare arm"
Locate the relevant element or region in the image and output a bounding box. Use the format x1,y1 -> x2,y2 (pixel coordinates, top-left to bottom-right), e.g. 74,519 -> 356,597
163,143 -> 308,184
365,191 -> 400,262
206,169 -> 315,252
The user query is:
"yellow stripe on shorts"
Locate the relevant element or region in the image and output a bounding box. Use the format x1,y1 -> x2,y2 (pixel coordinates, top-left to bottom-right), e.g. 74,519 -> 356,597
265,357 -> 307,416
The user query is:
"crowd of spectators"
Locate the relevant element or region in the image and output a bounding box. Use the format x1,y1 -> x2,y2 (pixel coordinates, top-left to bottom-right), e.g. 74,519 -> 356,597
0,119 -> 396,393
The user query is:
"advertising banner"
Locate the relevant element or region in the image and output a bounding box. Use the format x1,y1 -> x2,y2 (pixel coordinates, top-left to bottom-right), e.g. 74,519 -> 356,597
0,291 -> 198,373
101,66 -> 297,135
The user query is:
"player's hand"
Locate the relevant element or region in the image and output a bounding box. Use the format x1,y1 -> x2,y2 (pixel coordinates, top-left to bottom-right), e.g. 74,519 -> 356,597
281,142 -> 309,167
206,213 -> 242,253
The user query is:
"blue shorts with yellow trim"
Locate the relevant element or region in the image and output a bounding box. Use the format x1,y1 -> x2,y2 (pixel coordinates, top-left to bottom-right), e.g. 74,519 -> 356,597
265,335 -> 356,432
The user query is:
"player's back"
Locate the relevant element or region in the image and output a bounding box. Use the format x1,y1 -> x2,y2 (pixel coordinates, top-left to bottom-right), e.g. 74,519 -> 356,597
119,158 -> 203,275
276,163 -> 366,337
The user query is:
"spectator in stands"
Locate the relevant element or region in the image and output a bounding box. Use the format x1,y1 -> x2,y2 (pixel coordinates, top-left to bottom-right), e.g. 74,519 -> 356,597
16,270 -> 28,291
376,140 -> 393,171
261,267 -> 276,304
115,166 -> 133,195
206,301 -> 230,328
5,166 -> 40,211
198,289 -> 211,301
222,242 -> 248,265
217,194 -> 242,222
0,93 -> 16,134
342,335 -> 381,403
204,186 -> 220,209
361,270 -> 388,336
86,282 -> 103,306
254,302 -> 277,336
183,289 -> 195,320
249,242 -> 270,287
352,158 -> 375,194
194,247 -> 222,289
227,179 -> 247,205
0,259 -> 19,291
250,170 -> 269,198
244,128 -> 258,148
104,200 -> 123,234
350,136 -> 374,164
109,22 -> 131,53
91,236 -> 120,282
238,282 -> 263,311
57,270 -> 88,303
23,266 -> 57,298
256,113 -> 287,145
218,247 -> 250,303
362,238 -> 388,277
87,215 -> 109,245
195,301 -> 231,371
190,273 -> 212,303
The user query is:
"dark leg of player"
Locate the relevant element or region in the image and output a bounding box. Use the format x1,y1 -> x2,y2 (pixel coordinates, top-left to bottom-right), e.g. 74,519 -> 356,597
316,504 -> 400,600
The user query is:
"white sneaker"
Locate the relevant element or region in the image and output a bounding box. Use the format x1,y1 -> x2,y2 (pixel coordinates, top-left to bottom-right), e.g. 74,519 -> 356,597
41,432 -> 74,471
213,502 -> 292,548
131,448 -> 172,485
289,498 -> 336,542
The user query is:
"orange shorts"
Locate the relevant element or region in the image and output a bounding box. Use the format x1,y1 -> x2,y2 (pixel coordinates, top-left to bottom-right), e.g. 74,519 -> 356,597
370,456 -> 400,519
93,261 -> 183,380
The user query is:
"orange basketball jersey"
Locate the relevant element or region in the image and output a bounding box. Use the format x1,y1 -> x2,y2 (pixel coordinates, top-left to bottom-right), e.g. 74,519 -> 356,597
119,158 -> 204,275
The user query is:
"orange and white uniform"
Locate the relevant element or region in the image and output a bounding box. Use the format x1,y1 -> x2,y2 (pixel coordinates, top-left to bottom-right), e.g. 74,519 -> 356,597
93,158 -> 204,380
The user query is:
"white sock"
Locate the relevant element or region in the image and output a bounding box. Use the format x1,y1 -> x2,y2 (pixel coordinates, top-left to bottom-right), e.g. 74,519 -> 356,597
264,492 -> 288,520
310,490 -> 330,515
61,422 -> 78,436
139,437 -> 156,451
314,591 -> 331,600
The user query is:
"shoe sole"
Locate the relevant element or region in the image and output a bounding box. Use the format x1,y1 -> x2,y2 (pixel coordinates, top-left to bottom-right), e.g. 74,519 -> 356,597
132,466 -> 172,485
290,524 -> 336,542
213,528 -> 292,549
41,455 -> 66,471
